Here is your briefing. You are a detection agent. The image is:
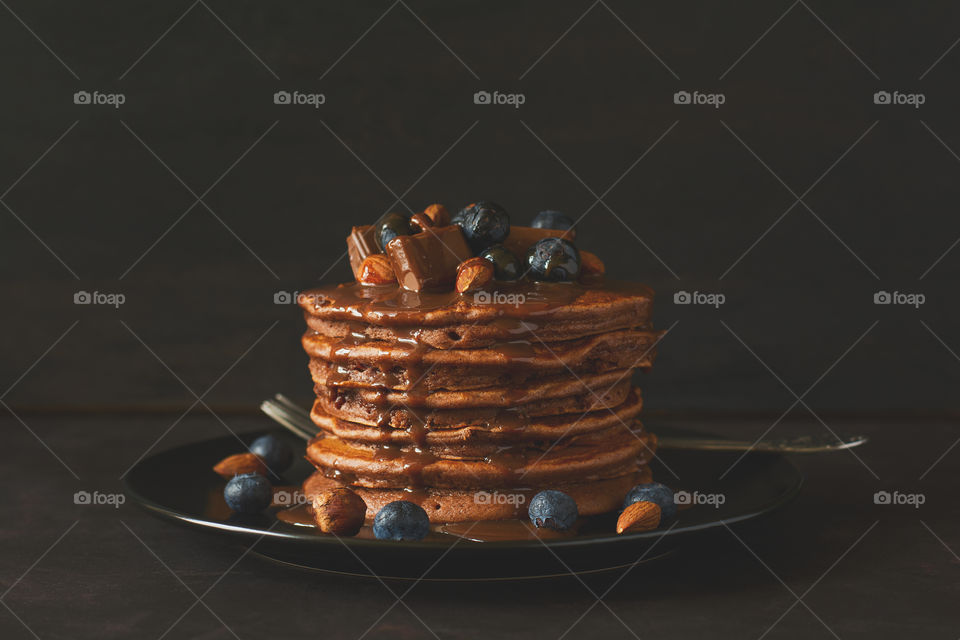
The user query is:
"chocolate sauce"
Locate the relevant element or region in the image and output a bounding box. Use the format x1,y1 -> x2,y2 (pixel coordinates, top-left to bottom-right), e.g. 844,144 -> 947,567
373,444 -> 439,487
274,504 -> 577,542
275,503 -> 315,527
302,278 -> 652,326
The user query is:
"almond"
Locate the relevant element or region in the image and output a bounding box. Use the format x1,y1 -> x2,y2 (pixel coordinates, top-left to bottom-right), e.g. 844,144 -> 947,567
358,254 -> 397,285
409,212 -> 434,233
580,250 -> 605,276
213,453 -> 267,478
312,488 -> 367,535
616,500 -> 661,534
456,257 -> 494,293
423,203 -> 451,227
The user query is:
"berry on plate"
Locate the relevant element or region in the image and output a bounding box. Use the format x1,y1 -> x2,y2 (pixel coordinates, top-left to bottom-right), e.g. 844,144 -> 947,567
623,482 -> 677,519
528,489 -> 578,531
223,473 -> 272,514
249,434 -> 293,473
372,500 -> 431,541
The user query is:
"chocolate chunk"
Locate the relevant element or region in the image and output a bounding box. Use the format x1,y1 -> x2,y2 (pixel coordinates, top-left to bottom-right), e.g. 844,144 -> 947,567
347,225 -> 380,279
503,226 -> 576,259
386,225 -> 473,292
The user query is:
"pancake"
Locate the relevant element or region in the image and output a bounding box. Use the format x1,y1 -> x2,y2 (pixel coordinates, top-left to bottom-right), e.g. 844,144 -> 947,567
298,279 -> 654,328
304,314 -> 652,350
308,388 -> 644,448
303,465 -> 654,523
302,327 -> 660,378
311,421 -> 657,462
316,367 -> 632,409
309,356 -> 645,393
315,379 -> 634,428
305,425 -> 656,489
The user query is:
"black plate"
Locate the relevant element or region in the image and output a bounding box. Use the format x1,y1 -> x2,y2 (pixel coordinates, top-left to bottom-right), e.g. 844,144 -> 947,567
123,429 -> 802,580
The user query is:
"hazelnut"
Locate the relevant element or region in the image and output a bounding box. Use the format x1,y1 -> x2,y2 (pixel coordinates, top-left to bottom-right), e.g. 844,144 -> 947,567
312,488 -> 367,536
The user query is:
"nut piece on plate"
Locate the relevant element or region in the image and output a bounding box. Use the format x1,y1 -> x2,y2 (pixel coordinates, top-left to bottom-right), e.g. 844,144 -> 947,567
456,256 -> 494,293
386,225 -> 473,291
346,225 -> 380,279
213,453 -> 268,478
423,203 -> 451,226
313,487 -> 367,535
616,500 -> 661,534
580,250 -> 605,276
358,254 -> 397,285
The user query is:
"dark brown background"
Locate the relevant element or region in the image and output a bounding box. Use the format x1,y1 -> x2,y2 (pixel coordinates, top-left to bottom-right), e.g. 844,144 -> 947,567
1,2 -> 958,638
4,1 -> 960,414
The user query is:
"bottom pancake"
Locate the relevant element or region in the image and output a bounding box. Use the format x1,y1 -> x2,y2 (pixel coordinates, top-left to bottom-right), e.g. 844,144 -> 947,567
302,465 -> 653,523
305,426 -> 657,489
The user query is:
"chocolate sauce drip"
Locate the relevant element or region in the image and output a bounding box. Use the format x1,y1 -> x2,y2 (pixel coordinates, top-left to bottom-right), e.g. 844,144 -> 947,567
304,278 -> 651,325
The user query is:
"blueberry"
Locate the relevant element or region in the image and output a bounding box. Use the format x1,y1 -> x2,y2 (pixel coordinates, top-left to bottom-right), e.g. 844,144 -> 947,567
223,473 -> 272,514
528,490 -> 578,531
455,201 -> 510,252
372,501 -> 430,541
250,434 -> 293,472
525,237 -> 580,281
531,210 -> 575,231
623,482 -> 677,519
478,244 -> 521,281
376,212 -> 413,251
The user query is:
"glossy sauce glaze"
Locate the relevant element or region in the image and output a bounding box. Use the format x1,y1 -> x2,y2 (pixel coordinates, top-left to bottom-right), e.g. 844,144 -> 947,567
274,503 -> 577,542
300,278 -> 652,326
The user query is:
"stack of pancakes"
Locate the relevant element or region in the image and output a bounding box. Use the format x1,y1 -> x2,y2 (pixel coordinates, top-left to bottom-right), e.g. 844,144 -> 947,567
299,279 -> 661,523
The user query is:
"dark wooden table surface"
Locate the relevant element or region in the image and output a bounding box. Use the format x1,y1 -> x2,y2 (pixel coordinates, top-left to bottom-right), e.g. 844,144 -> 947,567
2,411 -> 956,639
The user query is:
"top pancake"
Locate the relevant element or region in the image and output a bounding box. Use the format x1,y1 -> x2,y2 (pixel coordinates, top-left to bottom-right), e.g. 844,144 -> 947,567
297,279 -> 654,335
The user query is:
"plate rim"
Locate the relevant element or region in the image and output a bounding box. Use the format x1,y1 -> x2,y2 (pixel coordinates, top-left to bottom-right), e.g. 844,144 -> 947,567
122,431 -> 804,551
